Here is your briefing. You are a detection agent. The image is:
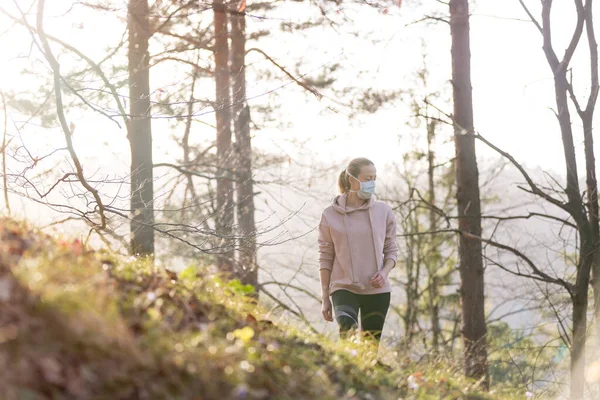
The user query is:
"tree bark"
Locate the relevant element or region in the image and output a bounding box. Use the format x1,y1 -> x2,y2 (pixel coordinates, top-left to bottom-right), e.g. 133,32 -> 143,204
403,229 -> 415,344
427,118 -> 442,351
584,110 -> 600,349
449,0 -> 488,386
571,244 -> 591,400
581,0 -> 600,347
230,4 -> 257,289
128,0 -> 154,256
213,0 -> 234,273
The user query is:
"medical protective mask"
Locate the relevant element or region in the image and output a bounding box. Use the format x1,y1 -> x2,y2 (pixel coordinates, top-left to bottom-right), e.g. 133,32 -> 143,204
346,169 -> 376,200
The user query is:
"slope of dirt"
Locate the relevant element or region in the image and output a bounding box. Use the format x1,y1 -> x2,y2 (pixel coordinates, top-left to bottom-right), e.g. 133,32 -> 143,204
0,218 -> 506,399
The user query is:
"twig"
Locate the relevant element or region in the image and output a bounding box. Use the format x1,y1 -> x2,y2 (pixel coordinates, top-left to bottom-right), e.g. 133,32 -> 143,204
0,91 -> 10,216
474,132 -> 568,213
31,0 -> 107,229
246,47 -> 322,99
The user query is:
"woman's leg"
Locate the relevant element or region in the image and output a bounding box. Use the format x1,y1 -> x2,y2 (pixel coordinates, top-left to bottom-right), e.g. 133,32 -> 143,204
331,290 -> 360,340
359,292 -> 391,341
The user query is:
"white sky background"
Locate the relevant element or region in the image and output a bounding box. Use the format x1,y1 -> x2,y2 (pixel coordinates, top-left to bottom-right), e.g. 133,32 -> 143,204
0,0 -> 593,179
0,0 -> 597,356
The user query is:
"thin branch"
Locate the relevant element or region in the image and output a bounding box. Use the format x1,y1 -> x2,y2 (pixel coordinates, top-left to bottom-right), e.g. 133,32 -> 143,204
474,132 -> 568,213
560,0 -> 586,73
465,231 -> 574,293
479,212 -> 577,230
256,285 -> 318,335
0,6 -> 129,126
517,0 -> 543,34
399,228 -> 574,293
405,15 -> 450,26
246,47 -> 322,99
25,0 -> 107,229
153,162 -> 234,181
1,91 -> 10,216
584,0 -> 599,115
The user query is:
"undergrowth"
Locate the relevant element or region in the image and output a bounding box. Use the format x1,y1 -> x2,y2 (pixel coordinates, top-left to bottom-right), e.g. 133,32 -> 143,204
0,218 -> 526,399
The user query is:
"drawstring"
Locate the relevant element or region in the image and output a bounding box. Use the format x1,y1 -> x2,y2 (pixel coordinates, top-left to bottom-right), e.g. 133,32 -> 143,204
342,212 -> 358,283
367,208 -> 381,270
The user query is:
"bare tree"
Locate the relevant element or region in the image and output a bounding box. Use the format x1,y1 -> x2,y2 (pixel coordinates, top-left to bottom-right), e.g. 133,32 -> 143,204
513,0 -> 599,397
449,0 -> 488,386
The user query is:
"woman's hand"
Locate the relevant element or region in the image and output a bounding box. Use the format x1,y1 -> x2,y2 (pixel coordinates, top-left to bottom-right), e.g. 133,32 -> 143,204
370,270 -> 388,288
321,297 -> 333,322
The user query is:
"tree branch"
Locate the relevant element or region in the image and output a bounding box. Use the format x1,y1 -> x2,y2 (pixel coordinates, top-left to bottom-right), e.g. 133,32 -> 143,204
474,132 -> 568,213
16,0 -> 107,230
399,228 -> 575,293
246,47 -> 322,99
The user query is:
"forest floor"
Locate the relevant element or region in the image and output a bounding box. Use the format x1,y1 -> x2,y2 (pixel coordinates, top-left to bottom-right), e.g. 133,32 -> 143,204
0,217 -> 524,399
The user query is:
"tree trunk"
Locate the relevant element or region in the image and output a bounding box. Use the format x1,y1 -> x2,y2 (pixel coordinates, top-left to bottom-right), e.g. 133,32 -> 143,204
581,0 -> 600,346
230,4 -> 257,289
572,230 -> 594,399
584,113 -> 600,345
128,0 -> 154,256
449,0 -> 488,386
213,0 -> 234,273
403,216 -> 417,345
571,252 -> 590,400
427,118 -> 442,351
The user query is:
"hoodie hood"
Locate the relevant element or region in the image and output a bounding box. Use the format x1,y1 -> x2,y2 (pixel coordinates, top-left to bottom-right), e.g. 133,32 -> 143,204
331,193 -> 375,214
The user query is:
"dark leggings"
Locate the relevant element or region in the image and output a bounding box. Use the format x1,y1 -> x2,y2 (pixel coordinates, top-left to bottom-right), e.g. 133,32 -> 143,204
331,289 -> 391,341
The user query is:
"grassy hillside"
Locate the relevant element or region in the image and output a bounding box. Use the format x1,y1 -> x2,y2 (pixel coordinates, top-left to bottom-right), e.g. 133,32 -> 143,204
0,218 -> 523,399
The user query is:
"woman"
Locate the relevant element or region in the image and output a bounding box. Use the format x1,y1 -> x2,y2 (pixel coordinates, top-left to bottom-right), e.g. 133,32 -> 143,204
318,157 -> 398,343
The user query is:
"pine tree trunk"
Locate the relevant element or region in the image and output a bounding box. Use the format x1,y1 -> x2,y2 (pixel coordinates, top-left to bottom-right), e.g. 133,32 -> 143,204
449,0 -> 488,386
230,5 -> 257,289
128,0 -> 154,256
213,0 -> 234,273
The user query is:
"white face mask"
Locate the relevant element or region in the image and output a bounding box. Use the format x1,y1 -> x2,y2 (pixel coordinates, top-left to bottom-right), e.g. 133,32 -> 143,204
346,169 -> 376,199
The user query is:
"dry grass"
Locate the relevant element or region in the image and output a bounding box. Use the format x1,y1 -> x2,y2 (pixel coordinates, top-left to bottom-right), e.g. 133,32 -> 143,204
0,218 -> 523,399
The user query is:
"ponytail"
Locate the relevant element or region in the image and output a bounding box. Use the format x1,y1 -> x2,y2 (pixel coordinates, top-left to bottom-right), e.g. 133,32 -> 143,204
338,169 -> 350,194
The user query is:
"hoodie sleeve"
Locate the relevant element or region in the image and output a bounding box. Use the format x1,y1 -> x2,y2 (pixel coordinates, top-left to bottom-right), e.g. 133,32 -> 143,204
318,212 -> 335,271
383,207 -> 398,268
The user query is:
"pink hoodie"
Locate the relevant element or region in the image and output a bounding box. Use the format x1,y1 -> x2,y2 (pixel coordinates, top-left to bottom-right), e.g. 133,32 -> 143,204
318,193 -> 398,296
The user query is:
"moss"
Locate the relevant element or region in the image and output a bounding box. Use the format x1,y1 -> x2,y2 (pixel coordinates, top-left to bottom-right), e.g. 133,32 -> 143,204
0,218 -> 525,399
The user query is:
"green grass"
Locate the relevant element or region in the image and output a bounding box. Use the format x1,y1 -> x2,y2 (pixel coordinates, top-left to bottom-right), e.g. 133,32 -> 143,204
0,218 -> 526,399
